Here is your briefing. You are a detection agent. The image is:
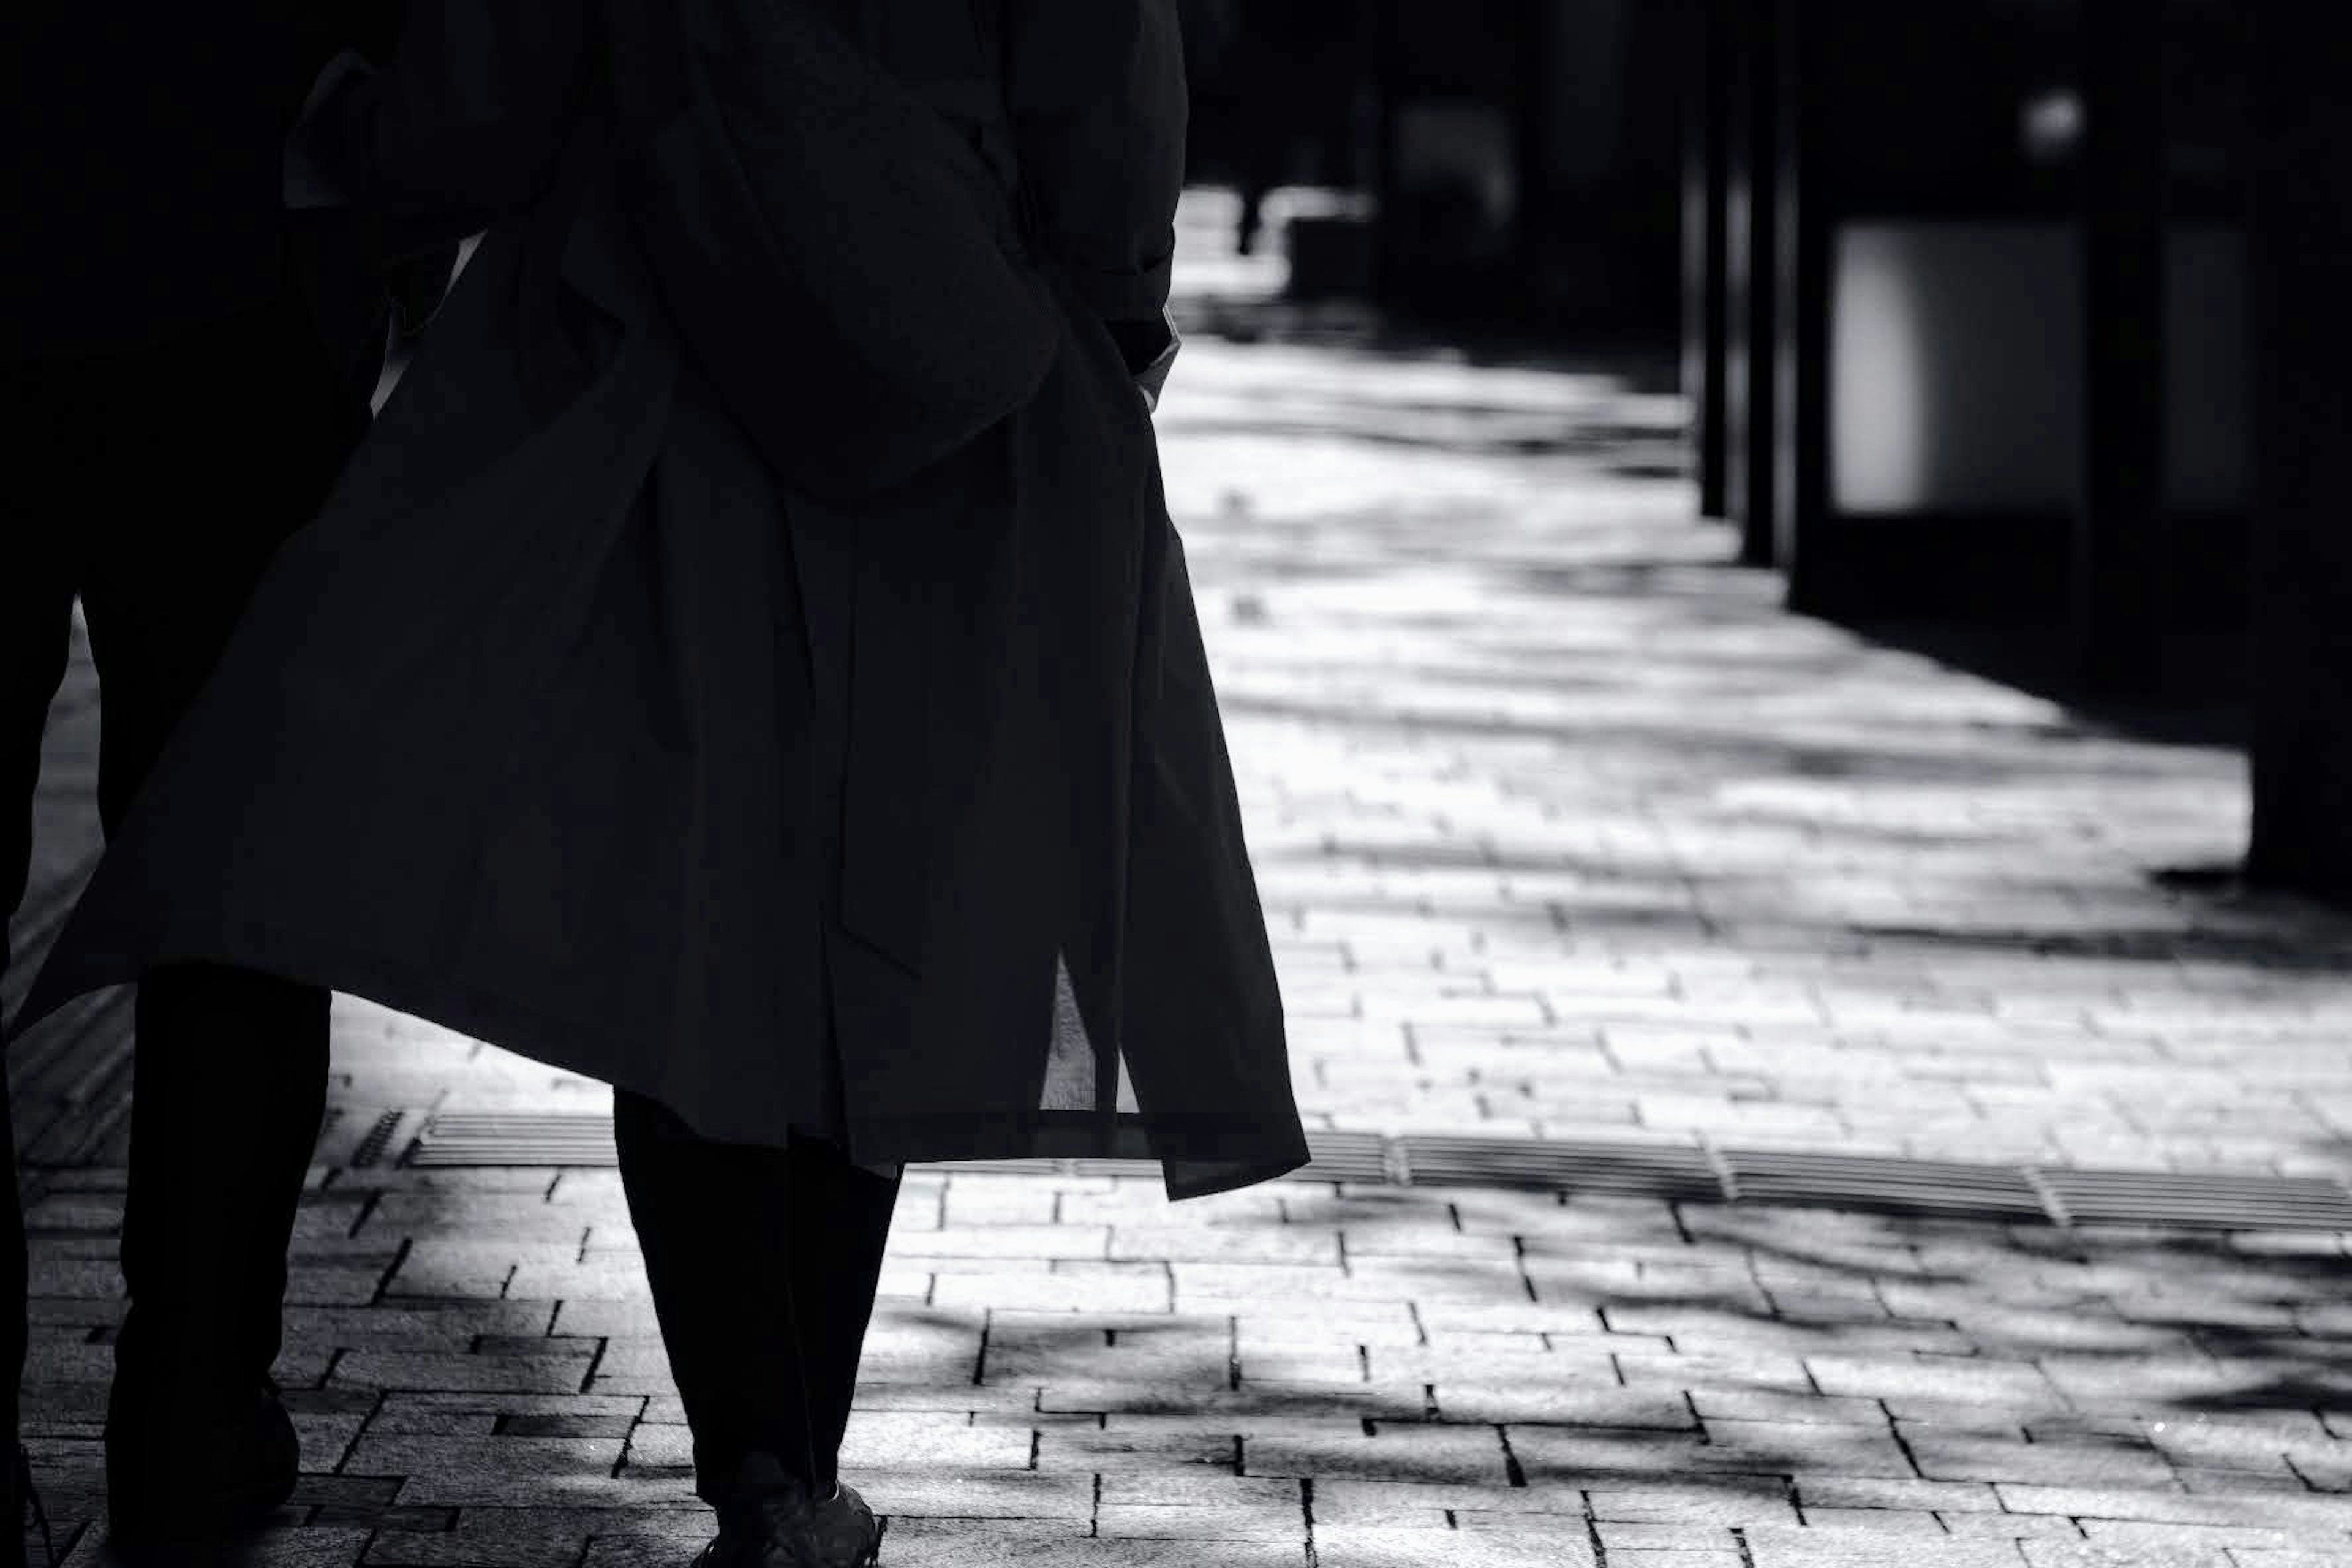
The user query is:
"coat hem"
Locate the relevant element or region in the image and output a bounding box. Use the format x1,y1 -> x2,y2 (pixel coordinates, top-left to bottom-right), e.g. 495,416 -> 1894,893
26,913 -> 1313,1197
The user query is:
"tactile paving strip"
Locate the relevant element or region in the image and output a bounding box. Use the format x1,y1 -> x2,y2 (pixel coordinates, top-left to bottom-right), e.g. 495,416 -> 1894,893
2032,1166 -> 2352,1231
1402,1136 -> 1721,1201
412,1112 -> 617,1165
403,1115 -> 2352,1232
1722,1150 -> 2049,1221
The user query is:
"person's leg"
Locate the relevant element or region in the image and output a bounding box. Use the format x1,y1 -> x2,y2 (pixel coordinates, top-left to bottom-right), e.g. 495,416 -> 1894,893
778,1128 -> 902,1496
1235,178 -> 1267,257
612,1090 -> 903,1504
613,1089 -> 820,1501
106,971 -> 330,1407
75,279 -> 365,1465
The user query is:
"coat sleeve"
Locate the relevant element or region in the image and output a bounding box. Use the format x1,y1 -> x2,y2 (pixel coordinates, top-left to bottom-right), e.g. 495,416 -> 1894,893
1003,0 -> 1188,374
287,1 -> 589,266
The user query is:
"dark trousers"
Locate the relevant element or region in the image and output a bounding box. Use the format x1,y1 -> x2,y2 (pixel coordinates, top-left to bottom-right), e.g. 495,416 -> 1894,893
1,272 -> 371,1438
612,1089 -> 902,1504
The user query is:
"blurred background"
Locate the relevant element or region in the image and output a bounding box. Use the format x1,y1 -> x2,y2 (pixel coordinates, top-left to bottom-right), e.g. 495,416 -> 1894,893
1175,0 -> 1681,346
1167,0 -> 2352,900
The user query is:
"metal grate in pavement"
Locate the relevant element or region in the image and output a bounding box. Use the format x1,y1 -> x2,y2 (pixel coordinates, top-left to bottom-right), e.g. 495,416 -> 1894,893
1399,1135 -> 1720,1200
407,1117 -> 1395,1183
2032,1166 -> 2352,1232
1721,1149 -> 2049,1221
921,1159 -> 1063,1175
409,1112 -> 617,1166
397,1114 -> 2352,1234
1291,1129 -> 1390,1185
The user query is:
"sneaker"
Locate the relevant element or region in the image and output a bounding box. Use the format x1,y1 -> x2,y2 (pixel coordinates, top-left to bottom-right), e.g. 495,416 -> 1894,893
690,1450 -> 884,1568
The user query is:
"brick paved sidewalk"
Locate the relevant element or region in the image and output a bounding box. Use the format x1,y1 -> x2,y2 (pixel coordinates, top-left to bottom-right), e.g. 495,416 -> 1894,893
10,190 -> 2352,1564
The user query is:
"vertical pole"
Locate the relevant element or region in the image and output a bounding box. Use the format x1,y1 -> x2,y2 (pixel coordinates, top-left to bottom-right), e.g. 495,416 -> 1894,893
1730,0 -> 1781,565
1772,0 -> 1830,609
2244,2 -> 2352,897
1684,0 -> 1732,518
1367,0 -> 1400,307
1513,0 -> 1548,323
2078,0 -> 2169,693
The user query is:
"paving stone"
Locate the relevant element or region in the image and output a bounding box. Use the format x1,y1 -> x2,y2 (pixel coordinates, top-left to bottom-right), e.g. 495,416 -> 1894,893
1597,1520 -> 1743,1549
573,1515 -> 727,1568
533,1300 -> 655,1340
1237,1315 -> 1426,1352
1033,1421 -> 1240,1471
835,1410 -> 1034,1471
1242,1420 -> 1513,1485
1613,1351 -> 1822,1395
1906,1432 -> 2181,1488
986,1341 -> 1227,1388
1310,1524 -> 1589,1566
285,1302 -> 557,1348
1798,1476 -> 2003,1512
848,1385 -> 1039,1416
1798,1506 -> 1953,1534
1106,1226 -> 1342,1265
1694,1419 -> 1917,1477
356,1191 -> 607,1242
363,1507 -> 603,1567
1427,1382 -> 1694,1427
1093,1502 -> 1307,1540
1306,1477 -> 1584,1527
1514,1420 -> 1909,1483
1742,1530 -> 2030,1566
64,1525 -> 379,1567
1354,1300 -> 1565,1335
343,1433 -> 627,1500
834,1468 -> 1095,1519
290,1258 -> 408,1305
1994,1485 -> 2352,1532
1939,1512 -> 2101,1539
929,1270 -> 1172,1314
365,1392 -> 644,1435
2015,1545 -> 2232,1568
1584,1478 -> 1801,1525
1689,1390 -> 1888,1428
330,1351 -> 597,1395
891,1225 -> 1112,1261
1804,1355 -> 2065,1407
379,1241 -> 543,1300
2174,1465 -> 2322,1496
1029,1381 -> 1419,1422
883,1538 -> 1306,1568
506,1252 -> 660,1300
2077,1521 -> 2352,1552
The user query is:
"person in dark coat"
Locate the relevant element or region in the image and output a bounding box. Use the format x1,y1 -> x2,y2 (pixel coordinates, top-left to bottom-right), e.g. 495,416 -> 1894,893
0,5 -> 411,1562
13,1 -> 1311,1561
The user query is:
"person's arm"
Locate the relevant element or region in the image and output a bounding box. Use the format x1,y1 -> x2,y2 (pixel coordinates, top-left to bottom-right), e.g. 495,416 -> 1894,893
1004,0 -> 1188,404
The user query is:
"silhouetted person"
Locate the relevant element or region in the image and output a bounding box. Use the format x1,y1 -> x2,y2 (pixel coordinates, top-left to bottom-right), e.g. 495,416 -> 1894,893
17,2 -> 1309,1566
1200,0 -> 1360,254
0,7 -> 415,1564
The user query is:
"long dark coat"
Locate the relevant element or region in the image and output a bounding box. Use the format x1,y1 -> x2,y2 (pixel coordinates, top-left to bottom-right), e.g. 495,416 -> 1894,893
14,0 -> 1310,1202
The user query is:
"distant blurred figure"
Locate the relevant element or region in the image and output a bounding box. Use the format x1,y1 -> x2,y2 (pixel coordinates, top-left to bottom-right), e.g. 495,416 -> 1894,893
1186,0 -> 1365,255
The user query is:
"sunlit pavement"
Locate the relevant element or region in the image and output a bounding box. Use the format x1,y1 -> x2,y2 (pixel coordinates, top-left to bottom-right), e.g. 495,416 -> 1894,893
8,190 -> 2352,1565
